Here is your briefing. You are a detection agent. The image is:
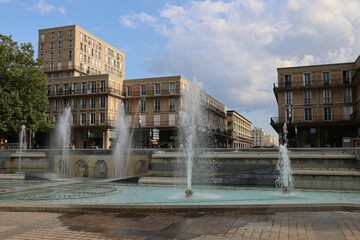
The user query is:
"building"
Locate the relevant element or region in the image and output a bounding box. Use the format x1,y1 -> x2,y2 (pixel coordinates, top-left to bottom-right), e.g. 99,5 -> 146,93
226,110 -> 252,148
38,25 -> 125,149
123,76 -> 229,148
37,25 -> 241,149
271,55 -> 360,147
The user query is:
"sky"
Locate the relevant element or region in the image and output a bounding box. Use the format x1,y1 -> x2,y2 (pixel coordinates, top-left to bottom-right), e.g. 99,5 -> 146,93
1,0 -> 360,139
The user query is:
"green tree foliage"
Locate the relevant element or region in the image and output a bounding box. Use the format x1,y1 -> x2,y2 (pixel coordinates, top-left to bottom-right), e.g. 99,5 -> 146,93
0,34 -> 51,138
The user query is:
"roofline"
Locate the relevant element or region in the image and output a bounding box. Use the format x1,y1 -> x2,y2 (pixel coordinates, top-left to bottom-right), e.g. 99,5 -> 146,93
277,61 -> 355,71
227,110 -> 252,124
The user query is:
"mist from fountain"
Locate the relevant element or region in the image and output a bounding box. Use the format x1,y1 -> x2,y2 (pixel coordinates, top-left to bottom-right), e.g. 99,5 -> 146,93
275,123 -> 294,194
113,101 -> 131,179
179,80 -> 206,197
17,125 -> 26,173
57,106 -> 72,177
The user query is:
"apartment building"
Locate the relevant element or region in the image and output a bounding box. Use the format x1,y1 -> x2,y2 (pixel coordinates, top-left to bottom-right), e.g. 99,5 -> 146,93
123,76 -> 229,148
226,110 -> 252,148
271,55 -> 360,147
38,25 -> 125,148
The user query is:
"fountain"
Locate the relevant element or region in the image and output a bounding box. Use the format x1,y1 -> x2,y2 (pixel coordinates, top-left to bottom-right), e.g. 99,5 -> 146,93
275,123 -> 294,194
179,80 -> 207,197
56,106 -> 72,177
17,125 -> 26,173
113,101 -> 131,179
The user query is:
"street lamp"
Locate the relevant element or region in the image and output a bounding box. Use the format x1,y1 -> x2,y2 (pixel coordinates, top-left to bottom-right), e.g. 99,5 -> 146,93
139,115 -> 142,148
287,105 -> 292,147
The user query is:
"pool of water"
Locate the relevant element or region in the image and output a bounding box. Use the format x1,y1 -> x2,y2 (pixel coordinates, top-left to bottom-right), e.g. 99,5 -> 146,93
0,180 -> 359,205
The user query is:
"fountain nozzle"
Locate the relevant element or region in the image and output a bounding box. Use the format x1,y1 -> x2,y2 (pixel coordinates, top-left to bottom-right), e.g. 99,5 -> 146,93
185,189 -> 193,198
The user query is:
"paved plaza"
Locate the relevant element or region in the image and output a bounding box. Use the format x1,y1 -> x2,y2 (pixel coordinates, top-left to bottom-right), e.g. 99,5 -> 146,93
0,210 -> 359,240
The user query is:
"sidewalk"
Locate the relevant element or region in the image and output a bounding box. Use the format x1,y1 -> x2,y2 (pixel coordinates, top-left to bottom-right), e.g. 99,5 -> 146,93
0,210 -> 359,239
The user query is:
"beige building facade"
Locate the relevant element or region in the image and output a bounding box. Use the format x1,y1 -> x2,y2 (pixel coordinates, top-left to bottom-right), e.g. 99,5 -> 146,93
226,110 -> 252,148
271,55 -> 360,147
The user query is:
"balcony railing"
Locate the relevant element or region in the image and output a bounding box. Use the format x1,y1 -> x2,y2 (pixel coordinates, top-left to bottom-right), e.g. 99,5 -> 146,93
57,119 -> 180,128
271,113 -> 358,124
123,89 -> 181,97
273,78 -> 353,89
47,87 -> 123,97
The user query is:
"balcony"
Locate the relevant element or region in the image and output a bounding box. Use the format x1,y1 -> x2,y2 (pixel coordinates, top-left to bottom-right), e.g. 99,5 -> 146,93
47,87 -> 123,97
273,78 -> 353,90
123,88 -> 181,97
270,113 -> 357,126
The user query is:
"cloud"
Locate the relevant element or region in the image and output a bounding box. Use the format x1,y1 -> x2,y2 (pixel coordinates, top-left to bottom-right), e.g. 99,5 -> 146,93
27,0 -> 66,15
119,0 -> 360,134
119,12 -> 157,28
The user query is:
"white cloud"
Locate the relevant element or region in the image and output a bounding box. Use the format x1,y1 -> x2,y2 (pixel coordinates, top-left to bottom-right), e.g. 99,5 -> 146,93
120,0 -> 360,134
119,12 -> 157,28
27,0 -> 66,15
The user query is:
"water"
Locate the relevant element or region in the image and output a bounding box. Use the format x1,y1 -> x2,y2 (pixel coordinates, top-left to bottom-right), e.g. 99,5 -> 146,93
275,123 -> 294,193
17,125 -> 26,172
113,101 -> 131,179
57,106 -> 72,177
0,180 -> 359,206
179,80 -> 207,196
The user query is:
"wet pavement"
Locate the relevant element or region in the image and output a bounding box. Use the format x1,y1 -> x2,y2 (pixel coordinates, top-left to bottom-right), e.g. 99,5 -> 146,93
0,210 -> 359,239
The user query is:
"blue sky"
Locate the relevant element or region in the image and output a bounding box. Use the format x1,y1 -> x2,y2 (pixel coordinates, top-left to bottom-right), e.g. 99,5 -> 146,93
1,0 -> 360,138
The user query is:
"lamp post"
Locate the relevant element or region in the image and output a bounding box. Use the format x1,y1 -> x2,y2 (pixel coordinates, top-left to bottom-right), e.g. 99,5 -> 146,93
287,105 -> 292,147
139,115 -> 142,148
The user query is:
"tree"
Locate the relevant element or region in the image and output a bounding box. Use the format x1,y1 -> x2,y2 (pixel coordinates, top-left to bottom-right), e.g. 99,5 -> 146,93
0,34 -> 52,140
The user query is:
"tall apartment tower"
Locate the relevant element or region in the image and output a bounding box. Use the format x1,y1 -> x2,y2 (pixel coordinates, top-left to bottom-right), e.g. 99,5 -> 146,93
271,55 -> 360,147
38,25 -> 125,148
226,110 -> 252,148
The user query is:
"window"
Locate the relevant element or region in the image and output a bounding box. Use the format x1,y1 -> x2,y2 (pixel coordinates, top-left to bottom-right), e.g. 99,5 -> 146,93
57,52 -> 62,60
68,50 -> 73,60
40,43 -> 44,51
40,33 -> 45,42
169,82 -> 176,94
285,74 -> 292,87
58,41 -> 62,49
72,83 -> 78,94
304,108 -> 312,121
323,89 -> 331,103
72,114 -> 77,125
50,42 -> 54,50
154,83 -> 161,95
63,99 -> 68,108
69,29 -> 73,38
285,91 -> 292,105
140,98 -> 146,112
54,99 -> 59,111
100,81 -> 106,92
303,73 -> 311,86
322,72 -> 330,85
169,98 -> 176,110
344,88 -> 352,103
324,107 -> 332,121
100,113 -> 105,124
126,86 -> 132,96
90,97 -> 96,109
55,84 -> 61,95
50,32 -> 55,40
50,52 -> 54,61
125,100 -> 131,112
285,108 -> 293,122
81,82 -> 87,93
304,90 -> 311,104
64,84 -> 70,95
58,31 -> 62,39
154,99 -> 161,111
140,84 -> 146,95
72,98 -> 78,109
81,98 -> 86,109
99,97 -> 106,108
90,113 -> 96,125
81,114 -> 86,125
91,82 -> 96,93
343,70 -> 351,84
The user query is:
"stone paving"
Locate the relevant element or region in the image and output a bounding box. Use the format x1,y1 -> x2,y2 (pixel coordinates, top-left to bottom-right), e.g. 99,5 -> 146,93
0,210 -> 359,240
